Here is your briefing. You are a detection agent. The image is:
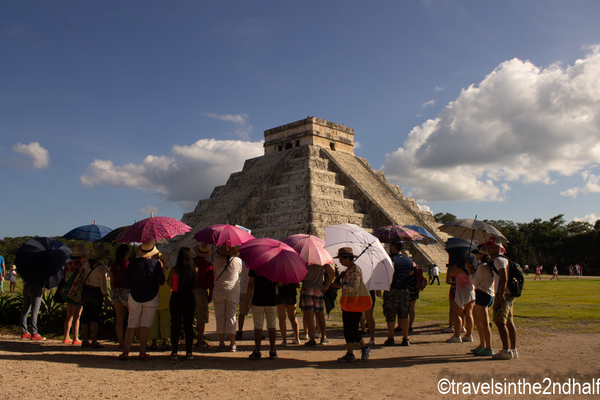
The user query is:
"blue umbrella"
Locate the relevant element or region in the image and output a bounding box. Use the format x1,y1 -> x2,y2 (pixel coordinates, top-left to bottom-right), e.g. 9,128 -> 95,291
63,221 -> 112,242
403,225 -> 438,245
14,237 -> 72,285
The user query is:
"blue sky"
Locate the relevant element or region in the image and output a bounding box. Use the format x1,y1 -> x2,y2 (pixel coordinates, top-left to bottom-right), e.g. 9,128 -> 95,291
1,1 -> 599,239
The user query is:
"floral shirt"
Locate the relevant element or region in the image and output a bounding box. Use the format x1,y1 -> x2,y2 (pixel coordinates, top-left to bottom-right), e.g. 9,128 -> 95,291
341,263 -> 362,295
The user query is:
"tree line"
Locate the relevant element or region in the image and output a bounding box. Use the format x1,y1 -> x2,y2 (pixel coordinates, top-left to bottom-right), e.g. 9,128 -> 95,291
435,213 -> 600,276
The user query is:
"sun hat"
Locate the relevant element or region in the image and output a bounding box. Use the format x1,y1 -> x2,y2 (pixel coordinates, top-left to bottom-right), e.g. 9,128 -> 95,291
216,245 -> 239,257
11,265 -> 16,270
89,244 -> 110,260
71,244 -> 90,258
333,247 -> 355,258
194,243 -> 213,258
136,241 -> 160,258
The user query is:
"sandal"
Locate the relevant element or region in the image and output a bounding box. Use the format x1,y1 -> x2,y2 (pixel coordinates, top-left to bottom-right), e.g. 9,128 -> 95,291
63,338 -> 73,344
138,352 -> 150,360
73,340 -> 82,345
118,352 -> 129,361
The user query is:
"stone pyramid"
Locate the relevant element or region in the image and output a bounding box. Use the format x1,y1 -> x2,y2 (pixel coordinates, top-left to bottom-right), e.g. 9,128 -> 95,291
168,117 -> 449,268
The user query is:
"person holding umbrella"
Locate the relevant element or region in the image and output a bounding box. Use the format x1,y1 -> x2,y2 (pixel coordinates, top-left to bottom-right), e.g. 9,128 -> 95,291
80,244 -> 110,348
212,245 -> 243,352
119,241 -> 166,360
62,244 -> 90,344
335,247 -> 370,362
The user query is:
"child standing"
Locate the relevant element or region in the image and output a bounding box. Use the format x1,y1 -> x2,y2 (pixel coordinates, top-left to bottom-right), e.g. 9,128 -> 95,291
246,270 -> 278,360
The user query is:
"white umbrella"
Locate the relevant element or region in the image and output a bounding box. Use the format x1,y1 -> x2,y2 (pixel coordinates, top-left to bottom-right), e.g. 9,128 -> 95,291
324,223 -> 394,291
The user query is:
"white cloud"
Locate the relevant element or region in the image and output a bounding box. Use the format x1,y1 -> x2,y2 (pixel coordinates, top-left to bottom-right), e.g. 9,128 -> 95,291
203,113 -> 252,140
12,142 -> 50,168
417,203 -> 431,213
140,206 -> 159,216
383,46 -> 600,203
573,213 -> 598,224
434,86 -> 445,92
80,139 -> 264,210
561,170 -> 600,198
422,99 -> 436,107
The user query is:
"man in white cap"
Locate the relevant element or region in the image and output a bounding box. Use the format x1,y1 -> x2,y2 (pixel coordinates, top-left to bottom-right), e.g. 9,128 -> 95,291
485,240 -> 518,360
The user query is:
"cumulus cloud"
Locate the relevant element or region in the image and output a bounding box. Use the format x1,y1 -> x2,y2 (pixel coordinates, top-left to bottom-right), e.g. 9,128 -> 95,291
573,213 -> 598,224
12,142 -> 50,168
561,170 -> 600,198
417,203 -> 432,213
422,99 -> 436,107
203,113 -> 252,140
80,139 -> 264,210
383,46 -> 600,203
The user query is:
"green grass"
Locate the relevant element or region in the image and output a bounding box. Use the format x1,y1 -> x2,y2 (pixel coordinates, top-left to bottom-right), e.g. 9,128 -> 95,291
316,274 -> 600,332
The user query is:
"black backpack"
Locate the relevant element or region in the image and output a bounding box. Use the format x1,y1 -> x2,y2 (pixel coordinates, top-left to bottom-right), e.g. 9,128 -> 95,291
491,255 -> 525,297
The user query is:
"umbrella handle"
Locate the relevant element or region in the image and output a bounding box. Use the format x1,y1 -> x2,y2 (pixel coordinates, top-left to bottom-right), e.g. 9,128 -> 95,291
355,241 -> 374,261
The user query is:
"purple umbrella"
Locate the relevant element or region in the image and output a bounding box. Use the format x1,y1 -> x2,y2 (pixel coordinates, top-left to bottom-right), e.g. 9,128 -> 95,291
194,224 -> 255,247
238,238 -> 307,284
117,216 -> 191,243
372,225 -> 424,244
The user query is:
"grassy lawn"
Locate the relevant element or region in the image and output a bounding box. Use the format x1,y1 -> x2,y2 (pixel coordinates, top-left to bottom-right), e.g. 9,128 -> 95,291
3,274 -> 600,334
318,274 -> 600,332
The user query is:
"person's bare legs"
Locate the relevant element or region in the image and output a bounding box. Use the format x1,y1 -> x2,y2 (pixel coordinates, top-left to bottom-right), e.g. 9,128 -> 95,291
228,332 -> 236,347
90,322 -> 100,345
277,304 -> 288,343
254,328 -> 262,352
268,327 -> 276,352
450,301 -> 463,339
71,305 -> 82,342
315,311 -> 327,340
386,321 -> 396,340
80,323 -> 89,345
113,303 -> 127,346
409,300 -> 416,330
197,322 -> 206,343
507,319 -> 517,350
286,304 -> 299,342
64,303 -> 75,341
304,310 -> 316,342
138,326 -> 150,355
473,305 -> 485,348
364,307 -> 375,342
463,301 -> 474,337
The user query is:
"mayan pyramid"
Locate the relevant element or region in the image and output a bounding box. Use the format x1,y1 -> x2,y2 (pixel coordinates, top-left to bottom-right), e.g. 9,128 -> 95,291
167,117 -> 449,268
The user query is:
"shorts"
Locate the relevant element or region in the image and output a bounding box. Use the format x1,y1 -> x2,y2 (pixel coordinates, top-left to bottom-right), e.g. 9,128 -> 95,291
238,292 -> 248,316
475,290 -> 494,307
276,292 -> 297,306
382,288 -> 410,322
127,293 -> 160,328
111,287 -> 130,305
80,286 -> 103,324
492,295 -> 515,325
252,305 -> 277,330
300,288 -> 324,313
409,287 -> 419,302
194,287 -> 210,324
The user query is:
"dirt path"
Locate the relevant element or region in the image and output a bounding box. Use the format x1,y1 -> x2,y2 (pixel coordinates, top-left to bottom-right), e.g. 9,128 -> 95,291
2,315 -> 599,400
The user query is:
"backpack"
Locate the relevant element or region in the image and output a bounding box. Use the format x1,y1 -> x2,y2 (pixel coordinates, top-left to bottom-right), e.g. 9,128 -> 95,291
414,266 -> 428,291
491,255 -> 524,297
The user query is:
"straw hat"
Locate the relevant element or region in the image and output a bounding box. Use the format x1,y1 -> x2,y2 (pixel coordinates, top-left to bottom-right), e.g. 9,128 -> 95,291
194,243 -> 213,258
11,265 -> 16,270
136,241 -> 160,258
216,245 -> 238,257
333,247 -> 355,258
89,244 -> 110,260
71,244 -> 90,258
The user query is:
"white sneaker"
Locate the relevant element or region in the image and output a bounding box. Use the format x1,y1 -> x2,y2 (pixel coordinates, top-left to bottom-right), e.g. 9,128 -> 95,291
368,339 -> 376,346
511,349 -> 518,359
461,335 -> 473,342
441,327 -> 454,333
446,336 -> 462,343
461,327 -> 466,333
492,349 -> 513,360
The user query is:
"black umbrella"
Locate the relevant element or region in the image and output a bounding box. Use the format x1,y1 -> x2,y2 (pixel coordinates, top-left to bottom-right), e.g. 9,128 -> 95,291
14,237 -> 72,285
100,225 -> 130,243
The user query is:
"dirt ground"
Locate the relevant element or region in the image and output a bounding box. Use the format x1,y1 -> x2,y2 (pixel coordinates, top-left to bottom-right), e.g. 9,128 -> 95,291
2,313 -> 599,400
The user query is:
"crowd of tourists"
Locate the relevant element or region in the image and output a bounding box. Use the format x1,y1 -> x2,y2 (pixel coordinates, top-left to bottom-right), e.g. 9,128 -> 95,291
15,238 -> 519,362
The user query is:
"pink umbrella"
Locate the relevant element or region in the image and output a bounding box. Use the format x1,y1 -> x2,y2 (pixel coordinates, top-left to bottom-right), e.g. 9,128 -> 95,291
117,216 -> 191,243
193,224 -> 255,246
238,238 -> 308,284
281,234 -> 333,266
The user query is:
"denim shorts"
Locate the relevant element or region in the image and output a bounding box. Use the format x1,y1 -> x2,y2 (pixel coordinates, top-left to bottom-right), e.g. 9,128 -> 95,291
475,289 -> 494,307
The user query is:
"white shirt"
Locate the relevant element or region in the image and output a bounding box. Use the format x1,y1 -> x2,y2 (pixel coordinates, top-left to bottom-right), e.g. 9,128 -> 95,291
469,262 -> 495,296
212,254 -> 242,292
493,256 -> 511,296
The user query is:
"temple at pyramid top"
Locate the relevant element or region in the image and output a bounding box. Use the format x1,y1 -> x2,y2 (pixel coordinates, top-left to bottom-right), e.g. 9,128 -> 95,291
264,116 -> 355,155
